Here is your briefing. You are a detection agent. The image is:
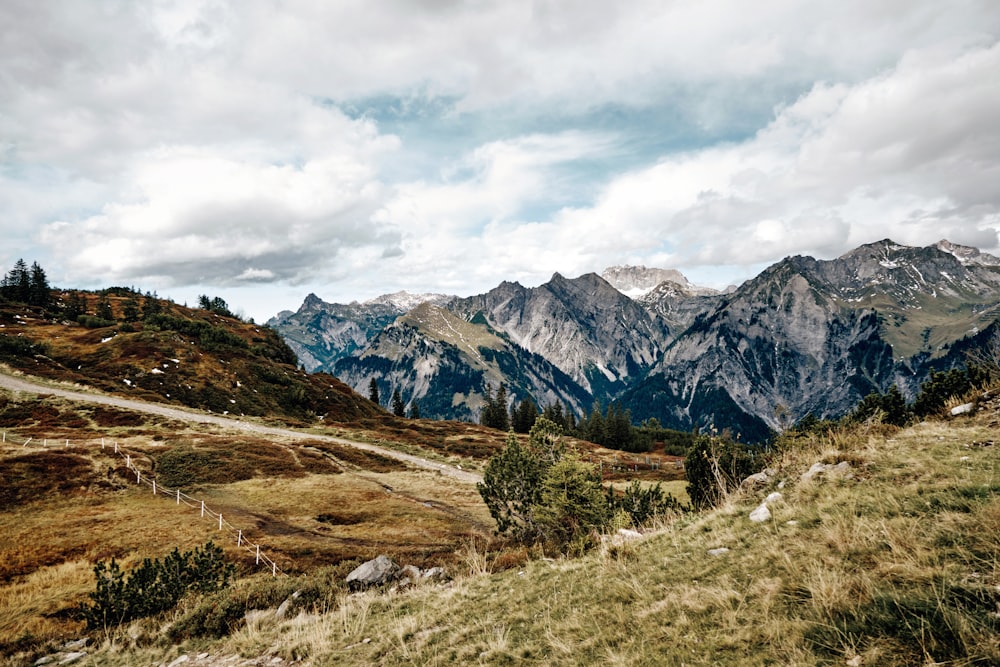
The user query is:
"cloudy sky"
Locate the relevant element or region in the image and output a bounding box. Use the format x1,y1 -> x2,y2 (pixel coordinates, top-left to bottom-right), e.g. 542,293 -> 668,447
3,1 -> 1000,322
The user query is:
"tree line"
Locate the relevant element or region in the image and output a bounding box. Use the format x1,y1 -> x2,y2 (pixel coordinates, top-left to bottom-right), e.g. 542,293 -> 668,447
479,382 -> 694,454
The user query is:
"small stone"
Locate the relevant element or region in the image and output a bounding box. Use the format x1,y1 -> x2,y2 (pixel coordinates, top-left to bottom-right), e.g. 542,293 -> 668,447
58,654 -> 86,665
764,492 -> 783,504
749,503 -> 771,523
707,547 -> 730,556
61,639 -> 90,652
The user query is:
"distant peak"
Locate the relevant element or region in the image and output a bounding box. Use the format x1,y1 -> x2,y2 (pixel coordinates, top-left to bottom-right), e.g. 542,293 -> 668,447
936,239 -> 1000,266
601,265 -> 712,298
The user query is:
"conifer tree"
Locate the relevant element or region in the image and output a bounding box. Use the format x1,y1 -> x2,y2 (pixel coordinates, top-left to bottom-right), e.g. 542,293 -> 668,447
28,262 -> 51,309
391,388 -> 405,416
368,377 -> 380,405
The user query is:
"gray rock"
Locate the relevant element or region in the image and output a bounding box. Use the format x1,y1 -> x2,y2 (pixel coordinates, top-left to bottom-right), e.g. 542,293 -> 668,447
275,590 -> 301,619
741,468 -> 777,490
61,639 -> 89,652
58,654 -> 86,665
951,402 -> 975,416
346,554 -> 400,591
765,492 -> 783,504
707,547 -> 730,556
421,566 -> 445,580
398,564 -> 422,586
749,503 -> 771,523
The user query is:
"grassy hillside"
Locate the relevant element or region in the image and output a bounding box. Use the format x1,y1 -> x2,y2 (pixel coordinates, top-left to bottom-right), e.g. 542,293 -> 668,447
28,400 -> 997,667
0,293 -> 380,425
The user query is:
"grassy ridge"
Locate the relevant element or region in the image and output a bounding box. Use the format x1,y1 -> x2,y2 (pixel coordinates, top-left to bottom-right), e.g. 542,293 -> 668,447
59,412 -> 1000,666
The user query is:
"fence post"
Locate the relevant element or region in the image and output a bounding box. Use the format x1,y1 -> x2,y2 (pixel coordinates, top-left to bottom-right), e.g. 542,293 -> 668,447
176,489 -> 180,505
272,561 -> 276,577
201,500 -> 205,517
101,437 -> 105,449
2,432 -> 4,443
238,530 -> 242,547
43,439 -> 47,447
256,544 -> 260,564
66,439 -> 69,448
136,469 -> 140,484
126,455 -> 130,469
219,513 -> 223,530
114,442 -> 118,453
152,480 -> 156,495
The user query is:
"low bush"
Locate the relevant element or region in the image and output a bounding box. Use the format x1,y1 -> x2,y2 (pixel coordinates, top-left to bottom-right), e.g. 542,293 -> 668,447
79,541 -> 235,631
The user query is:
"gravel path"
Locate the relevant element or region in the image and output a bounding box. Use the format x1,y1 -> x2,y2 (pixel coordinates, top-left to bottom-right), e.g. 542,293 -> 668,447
0,369 -> 481,484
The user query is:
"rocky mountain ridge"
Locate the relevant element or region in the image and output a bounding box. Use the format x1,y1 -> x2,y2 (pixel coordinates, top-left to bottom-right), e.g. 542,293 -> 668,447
268,239 -> 1000,439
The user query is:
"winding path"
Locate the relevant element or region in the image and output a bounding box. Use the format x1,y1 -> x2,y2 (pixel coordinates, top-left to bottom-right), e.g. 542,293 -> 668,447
0,369 -> 481,484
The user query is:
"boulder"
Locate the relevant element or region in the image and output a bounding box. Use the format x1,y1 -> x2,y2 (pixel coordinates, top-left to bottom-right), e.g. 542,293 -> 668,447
951,402 -> 974,416
801,460 -> 853,483
346,555 -> 400,591
740,467 -> 777,490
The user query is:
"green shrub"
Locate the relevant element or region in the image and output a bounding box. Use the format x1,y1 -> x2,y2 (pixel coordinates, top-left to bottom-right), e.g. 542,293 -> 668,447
608,480 -> 688,527
79,541 -> 235,630
684,434 -> 761,509
913,367 -> 986,417
533,453 -> 610,554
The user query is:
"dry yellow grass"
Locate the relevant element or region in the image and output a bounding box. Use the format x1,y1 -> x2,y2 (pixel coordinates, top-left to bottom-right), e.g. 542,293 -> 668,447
70,411 -> 1000,667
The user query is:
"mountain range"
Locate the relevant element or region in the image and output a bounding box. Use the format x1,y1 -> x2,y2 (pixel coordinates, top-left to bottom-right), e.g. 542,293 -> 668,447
268,239 -> 1000,440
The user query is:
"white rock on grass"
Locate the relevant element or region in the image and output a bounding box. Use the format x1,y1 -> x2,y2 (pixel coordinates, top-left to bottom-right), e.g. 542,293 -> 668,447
749,503 -> 772,523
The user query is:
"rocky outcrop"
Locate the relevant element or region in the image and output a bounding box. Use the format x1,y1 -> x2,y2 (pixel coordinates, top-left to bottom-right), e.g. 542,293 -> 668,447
345,555 -> 447,591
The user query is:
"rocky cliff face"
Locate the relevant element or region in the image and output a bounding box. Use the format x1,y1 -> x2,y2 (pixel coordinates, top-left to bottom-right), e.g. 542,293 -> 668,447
269,239 -> 1000,440
621,240 -> 1000,438
448,272 -> 671,398
266,292 -> 451,373
331,302 -> 591,420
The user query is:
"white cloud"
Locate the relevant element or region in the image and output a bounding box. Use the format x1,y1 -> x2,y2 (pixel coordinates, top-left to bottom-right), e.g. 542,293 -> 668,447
521,40 -> 1000,279
2,0 -> 1000,319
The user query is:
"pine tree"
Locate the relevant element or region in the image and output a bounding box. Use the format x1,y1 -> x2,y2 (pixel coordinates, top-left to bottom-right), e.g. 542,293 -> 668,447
63,292 -> 87,321
122,296 -> 141,323
477,430 -> 547,537
2,259 -> 30,303
96,297 -> 114,321
391,388 -> 405,416
28,262 -> 51,309
409,402 -> 420,419
368,377 -> 380,405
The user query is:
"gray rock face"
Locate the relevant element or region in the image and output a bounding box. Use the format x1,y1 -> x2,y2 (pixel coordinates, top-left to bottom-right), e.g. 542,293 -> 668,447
346,555 -> 401,591
270,239 -> 1000,435
450,273 -> 671,396
332,303 -> 592,421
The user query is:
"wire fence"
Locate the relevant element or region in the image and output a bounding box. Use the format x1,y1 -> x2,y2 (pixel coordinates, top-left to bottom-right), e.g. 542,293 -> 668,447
1,430 -> 286,577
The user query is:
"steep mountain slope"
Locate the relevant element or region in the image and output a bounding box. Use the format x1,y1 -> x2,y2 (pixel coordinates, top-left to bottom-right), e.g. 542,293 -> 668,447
622,239 -> 1000,439
333,302 -> 592,420
269,239 -> 1000,437
448,272 -> 671,398
267,291 -> 452,373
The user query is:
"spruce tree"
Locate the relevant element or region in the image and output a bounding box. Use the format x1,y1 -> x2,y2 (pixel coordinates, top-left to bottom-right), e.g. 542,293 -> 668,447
368,377 -> 380,405
391,388 -> 405,416
28,262 -> 51,309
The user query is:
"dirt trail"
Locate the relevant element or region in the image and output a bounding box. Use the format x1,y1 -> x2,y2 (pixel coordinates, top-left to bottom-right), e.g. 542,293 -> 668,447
0,369 -> 481,484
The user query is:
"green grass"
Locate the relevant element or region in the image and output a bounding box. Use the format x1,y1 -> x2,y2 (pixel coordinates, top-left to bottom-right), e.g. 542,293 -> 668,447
48,413 -> 1000,666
